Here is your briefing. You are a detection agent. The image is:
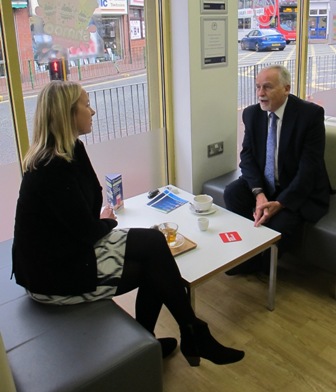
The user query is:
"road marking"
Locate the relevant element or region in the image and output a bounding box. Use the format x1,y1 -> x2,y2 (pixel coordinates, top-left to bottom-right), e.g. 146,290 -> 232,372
285,45 -> 296,61
257,52 -> 273,64
329,45 -> 336,54
239,51 -> 255,60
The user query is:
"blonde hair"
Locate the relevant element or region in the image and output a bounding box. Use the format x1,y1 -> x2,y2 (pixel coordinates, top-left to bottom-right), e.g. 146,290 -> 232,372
23,80 -> 83,171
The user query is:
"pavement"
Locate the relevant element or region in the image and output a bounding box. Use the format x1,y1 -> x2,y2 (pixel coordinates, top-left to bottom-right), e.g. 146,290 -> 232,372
0,68 -> 146,102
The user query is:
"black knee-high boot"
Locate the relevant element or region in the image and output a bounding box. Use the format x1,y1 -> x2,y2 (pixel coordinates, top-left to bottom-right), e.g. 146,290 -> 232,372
180,318 -> 245,366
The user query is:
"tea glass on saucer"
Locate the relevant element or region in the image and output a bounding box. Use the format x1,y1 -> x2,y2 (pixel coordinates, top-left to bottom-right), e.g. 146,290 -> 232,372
158,222 -> 178,247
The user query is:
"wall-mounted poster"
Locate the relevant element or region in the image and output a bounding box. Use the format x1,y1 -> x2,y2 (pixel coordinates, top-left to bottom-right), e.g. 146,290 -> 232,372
130,20 -> 141,40
201,16 -> 227,68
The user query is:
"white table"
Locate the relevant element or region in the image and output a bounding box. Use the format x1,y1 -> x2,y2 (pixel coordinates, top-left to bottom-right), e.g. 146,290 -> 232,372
115,187 -> 281,311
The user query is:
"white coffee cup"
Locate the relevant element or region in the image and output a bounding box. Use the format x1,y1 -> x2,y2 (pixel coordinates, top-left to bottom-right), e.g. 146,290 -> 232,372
193,194 -> 213,212
198,217 -> 209,231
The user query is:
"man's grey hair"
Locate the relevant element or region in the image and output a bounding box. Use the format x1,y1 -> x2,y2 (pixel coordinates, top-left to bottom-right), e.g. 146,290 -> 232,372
263,65 -> 291,87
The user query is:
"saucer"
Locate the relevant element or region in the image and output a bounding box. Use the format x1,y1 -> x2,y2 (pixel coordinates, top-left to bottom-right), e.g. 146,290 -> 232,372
189,205 -> 217,216
169,233 -> 185,248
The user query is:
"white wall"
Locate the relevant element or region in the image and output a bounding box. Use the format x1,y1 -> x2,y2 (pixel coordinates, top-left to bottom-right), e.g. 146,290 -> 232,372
170,0 -> 238,194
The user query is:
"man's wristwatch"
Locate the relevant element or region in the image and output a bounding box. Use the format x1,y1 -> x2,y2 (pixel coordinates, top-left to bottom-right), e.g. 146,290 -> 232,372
252,187 -> 264,197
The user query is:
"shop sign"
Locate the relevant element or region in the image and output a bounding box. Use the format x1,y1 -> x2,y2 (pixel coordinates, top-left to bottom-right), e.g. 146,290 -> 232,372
129,0 -> 144,6
98,0 -> 127,14
11,1 -> 28,8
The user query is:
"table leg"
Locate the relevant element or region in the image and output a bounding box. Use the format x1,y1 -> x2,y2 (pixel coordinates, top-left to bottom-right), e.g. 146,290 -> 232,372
267,244 -> 278,311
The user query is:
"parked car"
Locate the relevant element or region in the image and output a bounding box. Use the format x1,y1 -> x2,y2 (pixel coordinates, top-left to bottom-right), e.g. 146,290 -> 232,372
240,29 -> 286,52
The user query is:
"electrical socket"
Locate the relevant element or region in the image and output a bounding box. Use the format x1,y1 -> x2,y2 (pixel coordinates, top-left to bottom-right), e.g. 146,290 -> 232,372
207,141 -> 224,157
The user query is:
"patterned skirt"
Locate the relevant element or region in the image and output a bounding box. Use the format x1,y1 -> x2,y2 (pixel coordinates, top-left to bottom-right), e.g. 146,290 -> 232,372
27,228 -> 129,305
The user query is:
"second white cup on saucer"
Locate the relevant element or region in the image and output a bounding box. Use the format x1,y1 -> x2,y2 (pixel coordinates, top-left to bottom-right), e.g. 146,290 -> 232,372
198,217 -> 209,231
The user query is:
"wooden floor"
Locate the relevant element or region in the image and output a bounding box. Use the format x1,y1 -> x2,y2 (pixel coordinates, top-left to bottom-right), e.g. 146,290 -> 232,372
114,256 -> 336,392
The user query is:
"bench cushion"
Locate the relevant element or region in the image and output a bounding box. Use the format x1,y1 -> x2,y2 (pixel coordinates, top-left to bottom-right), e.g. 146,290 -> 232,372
202,169 -> 241,208
0,240 -> 163,392
301,195 -> 336,273
1,297 -> 162,392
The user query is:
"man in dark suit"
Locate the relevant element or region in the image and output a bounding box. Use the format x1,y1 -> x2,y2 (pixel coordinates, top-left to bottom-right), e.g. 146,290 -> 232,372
224,65 -> 330,274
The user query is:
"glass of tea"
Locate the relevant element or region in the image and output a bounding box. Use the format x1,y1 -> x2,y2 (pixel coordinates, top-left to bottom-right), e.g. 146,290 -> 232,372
158,222 -> 179,247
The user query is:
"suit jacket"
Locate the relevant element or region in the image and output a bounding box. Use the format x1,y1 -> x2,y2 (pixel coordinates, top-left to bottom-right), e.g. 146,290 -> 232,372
240,94 -> 330,223
12,140 -> 117,295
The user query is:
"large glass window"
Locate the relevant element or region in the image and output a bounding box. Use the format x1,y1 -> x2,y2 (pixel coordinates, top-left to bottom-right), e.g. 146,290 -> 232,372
0,0 -> 168,241
238,1 -> 336,117
236,0 -> 336,178
0,6 -> 26,242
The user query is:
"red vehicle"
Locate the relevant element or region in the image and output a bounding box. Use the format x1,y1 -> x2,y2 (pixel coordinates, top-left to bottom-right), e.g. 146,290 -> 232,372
257,0 -> 297,44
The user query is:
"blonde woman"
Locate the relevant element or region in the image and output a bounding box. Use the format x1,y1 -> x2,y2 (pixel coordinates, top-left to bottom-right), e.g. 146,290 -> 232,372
12,81 -> 244,366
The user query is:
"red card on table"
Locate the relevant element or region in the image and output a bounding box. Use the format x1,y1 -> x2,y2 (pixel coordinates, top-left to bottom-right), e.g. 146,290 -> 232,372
219,232 -> 242,243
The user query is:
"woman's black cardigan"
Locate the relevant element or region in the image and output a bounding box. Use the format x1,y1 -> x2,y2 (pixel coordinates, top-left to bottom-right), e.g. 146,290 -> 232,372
12,140 -> 117,295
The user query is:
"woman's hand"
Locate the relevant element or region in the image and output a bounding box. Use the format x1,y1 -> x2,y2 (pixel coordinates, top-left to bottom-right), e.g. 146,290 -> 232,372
100,204 -> 117,220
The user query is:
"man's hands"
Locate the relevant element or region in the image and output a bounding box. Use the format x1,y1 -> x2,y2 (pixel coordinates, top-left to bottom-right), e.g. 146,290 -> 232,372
253,193 -> 283,227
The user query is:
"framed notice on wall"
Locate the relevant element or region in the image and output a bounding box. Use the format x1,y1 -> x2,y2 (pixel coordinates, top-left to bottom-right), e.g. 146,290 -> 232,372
201,16 -> 227,68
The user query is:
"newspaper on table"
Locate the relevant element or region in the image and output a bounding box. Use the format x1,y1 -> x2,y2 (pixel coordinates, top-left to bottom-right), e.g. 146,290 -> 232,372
146,189 -> 188,213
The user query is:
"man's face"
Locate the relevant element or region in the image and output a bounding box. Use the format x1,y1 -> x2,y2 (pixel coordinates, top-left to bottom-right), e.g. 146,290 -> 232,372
256,68 -> 290,112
